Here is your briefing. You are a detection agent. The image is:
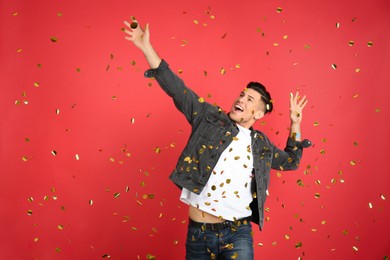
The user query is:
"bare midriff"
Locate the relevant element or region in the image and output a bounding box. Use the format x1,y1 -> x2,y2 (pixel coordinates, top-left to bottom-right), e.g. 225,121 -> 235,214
188,205 -> 226,223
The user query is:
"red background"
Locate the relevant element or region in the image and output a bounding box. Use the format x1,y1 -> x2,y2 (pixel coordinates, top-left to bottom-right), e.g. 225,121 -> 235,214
1,0 -> 389,259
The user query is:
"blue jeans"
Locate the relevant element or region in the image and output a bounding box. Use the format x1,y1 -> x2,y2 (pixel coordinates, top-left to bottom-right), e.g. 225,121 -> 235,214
185,219 -> 254,260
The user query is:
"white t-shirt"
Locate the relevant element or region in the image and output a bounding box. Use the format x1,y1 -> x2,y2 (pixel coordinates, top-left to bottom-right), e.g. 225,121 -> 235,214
180,124 -> 254,221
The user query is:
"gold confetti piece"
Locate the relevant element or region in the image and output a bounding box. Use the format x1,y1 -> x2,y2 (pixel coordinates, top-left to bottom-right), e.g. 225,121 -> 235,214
380,194 -> 386,200
231,252 -> 239,259
27,210 -> 33,216
55,248 -> 61,253
51,150 -> 57,156
348,40 -> 355,46
173,240 -> 179,245
367,41 -> 373,47
180,40 -> 189,47
33,237 -> 39,242
375,108 -> 381,113
33,82 -> 40,87
198,97 -> 205,103
355,68 -> 360,73
336,22 -> 340,28
154,147 -> 161,153
350,160 -> 356,166
220,68 -> 226,75
297,179 -> 304,186
276,7 -> 283,13
76,67 -> 81,72
193,20 -> 199,25
55,109 -> 60,115
22,156 -> 28,162
314,121 -> 319,127
12,12 -> 18,16
284,234 -> 290,240
75,154 -> 80,160
314,193 -> 320,198
50,36 -> 58,42
331,64 -> 337,70
16,48 -> 22,53
352,246 -> 358,252
273,42 -> 279,46
58,224 -> 64,230
57,12 -> 63,17
114,192 -> 120,199
89,200 -> 93,205
368,202 -> 373,208
295,242 -> 303,248
146,254 -> 156,260
102,254 -> 111,258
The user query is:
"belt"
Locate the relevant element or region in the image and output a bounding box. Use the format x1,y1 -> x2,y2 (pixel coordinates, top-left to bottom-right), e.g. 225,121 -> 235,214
189,216 -> 251,231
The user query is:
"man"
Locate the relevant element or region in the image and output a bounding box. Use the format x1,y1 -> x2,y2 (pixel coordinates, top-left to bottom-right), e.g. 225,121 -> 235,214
123,19 -> 311,260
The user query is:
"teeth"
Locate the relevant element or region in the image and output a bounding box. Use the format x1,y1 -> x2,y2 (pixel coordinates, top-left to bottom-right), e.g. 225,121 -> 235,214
235,105 -> 243,112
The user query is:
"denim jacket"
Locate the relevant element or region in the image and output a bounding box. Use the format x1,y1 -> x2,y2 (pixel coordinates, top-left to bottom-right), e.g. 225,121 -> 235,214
144,60 -> 311,230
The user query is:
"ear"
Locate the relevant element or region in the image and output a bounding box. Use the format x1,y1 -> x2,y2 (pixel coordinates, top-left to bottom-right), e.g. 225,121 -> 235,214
254,110 -> 264,120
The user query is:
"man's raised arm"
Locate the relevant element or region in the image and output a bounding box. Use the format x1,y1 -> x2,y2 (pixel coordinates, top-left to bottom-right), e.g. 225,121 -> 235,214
123,18 -> 161,69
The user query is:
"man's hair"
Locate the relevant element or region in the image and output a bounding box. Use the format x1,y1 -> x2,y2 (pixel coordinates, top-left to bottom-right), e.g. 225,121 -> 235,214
246,82 -> 273,114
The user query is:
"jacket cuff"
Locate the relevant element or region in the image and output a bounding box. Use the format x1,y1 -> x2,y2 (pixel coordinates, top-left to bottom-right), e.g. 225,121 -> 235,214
144,59 -> 168,78
288,137 -> 312,149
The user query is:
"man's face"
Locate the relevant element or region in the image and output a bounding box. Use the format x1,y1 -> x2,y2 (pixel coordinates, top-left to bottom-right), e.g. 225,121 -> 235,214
229,88 -> 265,128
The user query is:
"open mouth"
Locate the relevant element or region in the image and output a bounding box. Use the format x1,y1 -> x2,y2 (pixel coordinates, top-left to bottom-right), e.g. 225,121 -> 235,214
234,104 -> 244,112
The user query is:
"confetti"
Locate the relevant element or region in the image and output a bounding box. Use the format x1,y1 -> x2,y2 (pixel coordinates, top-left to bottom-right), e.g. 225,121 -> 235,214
75,154 -> 80,160
348,40 -> 355,46
34,82 -> 40,87
331,64 -> 337,70
380,194 -> 386,200
27,210 -> 33,216
51,150 -> 57,156
198,97 -> 205,103
336,22 -> 340,28
89,200 -> 93,206
295,242 -> 303,248
50,36 -> 58,42
276,7 -> 283,13
367,41 -> 373,47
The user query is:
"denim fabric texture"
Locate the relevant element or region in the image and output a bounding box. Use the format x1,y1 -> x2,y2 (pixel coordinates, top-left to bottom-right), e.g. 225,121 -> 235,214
186,219 -> 254,260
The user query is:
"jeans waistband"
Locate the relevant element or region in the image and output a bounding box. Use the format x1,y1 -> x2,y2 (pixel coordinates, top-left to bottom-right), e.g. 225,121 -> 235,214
189,216 -> 251,231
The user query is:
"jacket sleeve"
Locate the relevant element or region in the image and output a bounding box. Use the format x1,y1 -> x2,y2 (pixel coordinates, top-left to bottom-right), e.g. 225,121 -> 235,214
270,138 -> 312,171
144,59 -> 210,126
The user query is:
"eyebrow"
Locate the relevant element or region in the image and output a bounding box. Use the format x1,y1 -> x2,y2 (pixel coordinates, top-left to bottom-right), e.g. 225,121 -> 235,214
247,94 -> 255,100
